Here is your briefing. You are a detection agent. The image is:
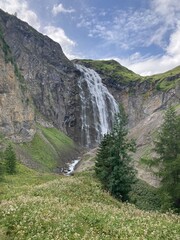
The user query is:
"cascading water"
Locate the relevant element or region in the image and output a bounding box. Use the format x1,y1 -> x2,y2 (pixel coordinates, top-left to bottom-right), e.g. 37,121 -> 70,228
76,64 -> 118,147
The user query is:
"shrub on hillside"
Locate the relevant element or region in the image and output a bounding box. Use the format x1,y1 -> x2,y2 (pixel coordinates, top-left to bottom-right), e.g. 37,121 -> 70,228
129,179 -> 162,211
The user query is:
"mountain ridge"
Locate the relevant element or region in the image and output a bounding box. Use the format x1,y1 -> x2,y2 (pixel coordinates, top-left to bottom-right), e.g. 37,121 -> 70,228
0,8 -> 179,184
73,58 -> 180,91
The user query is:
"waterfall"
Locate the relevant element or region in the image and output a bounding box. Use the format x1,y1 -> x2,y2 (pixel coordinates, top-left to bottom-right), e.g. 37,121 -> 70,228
76,64 -> 118,147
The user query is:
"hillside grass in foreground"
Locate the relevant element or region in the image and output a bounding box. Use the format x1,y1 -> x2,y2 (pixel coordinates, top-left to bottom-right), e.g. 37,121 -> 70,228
0,163 -> 58,201
0,169 -> 180,240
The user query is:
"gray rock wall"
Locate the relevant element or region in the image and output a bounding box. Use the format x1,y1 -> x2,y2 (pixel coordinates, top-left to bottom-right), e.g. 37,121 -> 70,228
0,9 -> 81,143
0,42 -> 35,142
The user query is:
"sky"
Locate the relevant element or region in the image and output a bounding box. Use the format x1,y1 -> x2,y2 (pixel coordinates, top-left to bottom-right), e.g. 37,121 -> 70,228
0,0 -> 180,76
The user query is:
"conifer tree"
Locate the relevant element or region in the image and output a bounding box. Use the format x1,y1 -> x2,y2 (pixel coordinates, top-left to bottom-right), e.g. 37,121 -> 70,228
0,151 -> 4,181
4,144 -> 17,174
153,106 -> 180,210
95,106 -> 137,201
0,162 -> 3,181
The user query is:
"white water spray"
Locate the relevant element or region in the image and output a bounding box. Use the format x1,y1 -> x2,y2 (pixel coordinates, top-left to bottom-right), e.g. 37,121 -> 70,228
76,64 -> 118,147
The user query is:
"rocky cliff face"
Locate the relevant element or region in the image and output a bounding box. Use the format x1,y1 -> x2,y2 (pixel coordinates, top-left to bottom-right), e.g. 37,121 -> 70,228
0,9 -> 179,155
0,31 -> 35,142
0,9 -> 81,143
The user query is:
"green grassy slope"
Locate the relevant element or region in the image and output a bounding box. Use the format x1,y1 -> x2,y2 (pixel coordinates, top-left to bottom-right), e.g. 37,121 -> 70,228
16,125 -> 77,172
75,59 -> 141,83
0,163 -> 58,201
145,65 -> 180,91
74,59 -> 180,91
0,170 -> 180,240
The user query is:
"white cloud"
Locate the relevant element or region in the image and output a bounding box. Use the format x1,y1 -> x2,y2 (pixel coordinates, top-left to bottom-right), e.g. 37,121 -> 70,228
107,0 -> 180,75
122,56 -> 170,76
52,3 -> 75,16
166,24 -> 180,57
0,0 -> 40,30
124,1 -> 180,75
43,25 -> 76,58
151,0 -> 180,25
77,1 -> 180,75
115,24 -> 180,76
148,0 -> 180,48
78,8 -> 162,50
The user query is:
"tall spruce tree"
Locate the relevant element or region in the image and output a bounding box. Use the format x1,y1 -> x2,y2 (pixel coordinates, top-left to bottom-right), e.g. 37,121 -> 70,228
153,106 -> 180,210
95,106 -> 137,201
0,151 -> 4,181
4,144 -> 16,174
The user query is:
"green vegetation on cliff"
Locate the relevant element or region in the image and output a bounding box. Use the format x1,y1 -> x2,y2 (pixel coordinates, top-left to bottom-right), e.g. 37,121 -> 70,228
145,65 -> 180,91
0,26 -> 27,93
0,27 -> 12,64
75,59 -> 141,83
0,170 -> 180,240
